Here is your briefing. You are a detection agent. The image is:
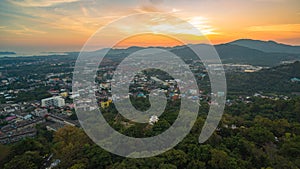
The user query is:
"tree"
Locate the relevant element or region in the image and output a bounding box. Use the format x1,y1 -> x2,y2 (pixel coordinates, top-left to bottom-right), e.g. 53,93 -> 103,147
85,144 -> 112,169
187,160 -> 206,169
53,126 -> 90,168
209,149 -> 238,169
280,136 -> 300,159
151,119 -> 171,135
70,163 -> 87,169
10,138 -> 47,156
159,163 -> 177,169
246,126 -> 275,146
4,151 -> 43,169
161,149 -> 188,168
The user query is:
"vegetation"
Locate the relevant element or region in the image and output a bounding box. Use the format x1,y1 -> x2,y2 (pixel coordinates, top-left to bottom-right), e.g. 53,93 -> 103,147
227,61 -> 300,94
1,96 -> 300,169
0,44 -> 299,168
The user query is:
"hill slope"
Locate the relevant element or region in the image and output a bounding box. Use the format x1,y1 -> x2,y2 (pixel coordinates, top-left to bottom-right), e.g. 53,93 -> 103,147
230,39 -> 300,54
227,61 -> 300,94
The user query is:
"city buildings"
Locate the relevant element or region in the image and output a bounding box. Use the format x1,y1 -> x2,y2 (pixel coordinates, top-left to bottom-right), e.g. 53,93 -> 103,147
41,96 -> 65,107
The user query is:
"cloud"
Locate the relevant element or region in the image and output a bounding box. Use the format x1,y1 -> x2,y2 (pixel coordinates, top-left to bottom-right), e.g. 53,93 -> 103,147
149,0 -> 164,5
171,8 -> 181,13
247,24 -> 300,32
187,17 -> 218,35
135,5 -> 163,13
112,15 -> 217,37
253,0 -> 285,2
4,25 -> 47,35
8,0 -> 80,7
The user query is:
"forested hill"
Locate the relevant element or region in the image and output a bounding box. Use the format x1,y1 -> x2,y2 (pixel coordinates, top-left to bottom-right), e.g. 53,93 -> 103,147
1,39 -> 299,67
230,39 -> 300,54
227,61 -> 300,94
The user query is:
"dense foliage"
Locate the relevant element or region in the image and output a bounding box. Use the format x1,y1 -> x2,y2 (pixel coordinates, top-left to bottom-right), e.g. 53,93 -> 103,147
1,96 -> 300,169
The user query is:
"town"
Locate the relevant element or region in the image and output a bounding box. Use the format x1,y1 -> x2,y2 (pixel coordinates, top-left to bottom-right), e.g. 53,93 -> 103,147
1,53 -> 298,145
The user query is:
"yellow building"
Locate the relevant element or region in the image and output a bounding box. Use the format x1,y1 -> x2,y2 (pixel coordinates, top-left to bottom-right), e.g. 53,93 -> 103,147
60,92 -> 68,98
100,100 -> 112,109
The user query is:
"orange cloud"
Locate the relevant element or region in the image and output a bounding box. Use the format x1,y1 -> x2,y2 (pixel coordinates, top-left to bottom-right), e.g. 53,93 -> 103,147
246,24 -> 300,32
114,33 -> 185,47
8,0 -> 80,7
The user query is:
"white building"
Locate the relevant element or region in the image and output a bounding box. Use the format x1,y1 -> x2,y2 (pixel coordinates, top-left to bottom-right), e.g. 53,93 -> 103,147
149,115 -> 159,125
42,96 -> 65,107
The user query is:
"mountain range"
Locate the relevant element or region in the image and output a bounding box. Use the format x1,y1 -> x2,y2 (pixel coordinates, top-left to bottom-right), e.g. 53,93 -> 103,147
2,39 -> 300,67
230,39 -> 300,54
97,39 -> 300,67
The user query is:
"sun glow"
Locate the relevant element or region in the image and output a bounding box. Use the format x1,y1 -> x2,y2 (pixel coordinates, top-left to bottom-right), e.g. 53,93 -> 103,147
1,0 -> 299,52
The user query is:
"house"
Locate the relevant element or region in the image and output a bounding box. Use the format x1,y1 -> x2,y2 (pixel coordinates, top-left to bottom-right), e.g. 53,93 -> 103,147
23,114 -> 32,120
100,100 -> 112,109
137,93 -> 146,98
31,109 -> 48,117
149,115 -> 159,125
0,129 -> 37,144
291,77 -> 300,83
5,116 -> 16,121
60,92 -> 68,98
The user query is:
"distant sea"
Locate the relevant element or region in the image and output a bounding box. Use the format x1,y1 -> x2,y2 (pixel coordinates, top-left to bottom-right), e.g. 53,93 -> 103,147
0,51 -> 69,57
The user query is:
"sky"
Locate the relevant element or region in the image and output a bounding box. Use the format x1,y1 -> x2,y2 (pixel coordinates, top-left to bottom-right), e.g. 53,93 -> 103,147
0,0 -> 299,54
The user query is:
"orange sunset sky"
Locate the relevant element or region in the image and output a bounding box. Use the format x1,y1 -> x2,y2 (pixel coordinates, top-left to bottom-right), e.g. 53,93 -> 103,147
0,0 -> 299,53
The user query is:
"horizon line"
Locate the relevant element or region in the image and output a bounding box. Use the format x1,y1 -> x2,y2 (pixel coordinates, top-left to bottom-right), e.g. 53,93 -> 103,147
1,38 -> 300,55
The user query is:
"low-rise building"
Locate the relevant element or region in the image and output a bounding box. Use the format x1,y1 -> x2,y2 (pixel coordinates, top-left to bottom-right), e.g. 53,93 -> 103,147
31,108 -> 48,117
42,96 -> 65,107
100,99 -> 112,109
291,77 -> 300,83
149,115 -> 159,125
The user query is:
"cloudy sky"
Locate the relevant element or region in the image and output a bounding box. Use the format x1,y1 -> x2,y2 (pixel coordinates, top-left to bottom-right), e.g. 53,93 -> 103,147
0,0 -> 299,53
